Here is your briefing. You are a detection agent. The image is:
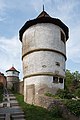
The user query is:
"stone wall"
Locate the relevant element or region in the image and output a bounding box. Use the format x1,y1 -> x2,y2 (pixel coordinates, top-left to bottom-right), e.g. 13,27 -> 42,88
19,81 -> 24,95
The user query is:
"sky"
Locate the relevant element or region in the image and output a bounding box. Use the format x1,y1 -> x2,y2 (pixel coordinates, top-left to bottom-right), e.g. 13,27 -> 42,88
0,0 -> 80,79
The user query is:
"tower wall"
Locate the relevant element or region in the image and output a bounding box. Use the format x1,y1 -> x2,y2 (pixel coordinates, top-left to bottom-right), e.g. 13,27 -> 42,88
6,67 -> 19,90
22,23 -> 66,104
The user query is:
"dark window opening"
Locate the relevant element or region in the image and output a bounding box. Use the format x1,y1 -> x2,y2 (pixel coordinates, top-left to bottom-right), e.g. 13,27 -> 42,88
53,77 -> 58,83
59,78 -> 63,83
61,31 -> 65,43
56,62 -> 60,66
12,71 -> 15,74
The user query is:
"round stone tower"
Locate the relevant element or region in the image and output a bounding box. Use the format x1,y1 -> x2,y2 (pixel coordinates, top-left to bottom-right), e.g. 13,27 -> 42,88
19,10 -> 69,105
6,66 -> 20,90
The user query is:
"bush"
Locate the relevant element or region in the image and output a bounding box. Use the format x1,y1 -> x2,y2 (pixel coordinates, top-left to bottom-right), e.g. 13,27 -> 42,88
56,89 -> 74,99
75,88 -> 80,98
50,106 -> 62,118
64,100 -> 80,117
45,92 -> 61,99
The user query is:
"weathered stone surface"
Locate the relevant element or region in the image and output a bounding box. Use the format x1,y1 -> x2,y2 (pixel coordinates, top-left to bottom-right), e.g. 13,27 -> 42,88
22,20 -> 67,105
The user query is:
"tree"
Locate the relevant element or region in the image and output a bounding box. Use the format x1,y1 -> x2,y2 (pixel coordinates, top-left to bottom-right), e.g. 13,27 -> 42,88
65,70 -> 74,89
72,71 -> 80,81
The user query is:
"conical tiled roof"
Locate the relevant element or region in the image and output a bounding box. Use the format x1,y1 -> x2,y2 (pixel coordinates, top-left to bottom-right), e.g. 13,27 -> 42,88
9,66 -> 16,71
6,66 -> 20,73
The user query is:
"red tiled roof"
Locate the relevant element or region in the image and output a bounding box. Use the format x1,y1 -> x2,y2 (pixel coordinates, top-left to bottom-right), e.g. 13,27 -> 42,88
6,67 -> 20,73
9,66 -> 16,71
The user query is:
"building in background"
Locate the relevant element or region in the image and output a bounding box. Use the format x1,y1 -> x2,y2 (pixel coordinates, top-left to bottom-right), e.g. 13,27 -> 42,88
0,72 -> 6,87
19,10 -> 69,105
6,66 -> 20,91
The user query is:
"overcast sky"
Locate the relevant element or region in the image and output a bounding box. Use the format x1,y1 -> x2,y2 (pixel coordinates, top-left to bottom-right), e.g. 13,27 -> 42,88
0,0 -> 80,79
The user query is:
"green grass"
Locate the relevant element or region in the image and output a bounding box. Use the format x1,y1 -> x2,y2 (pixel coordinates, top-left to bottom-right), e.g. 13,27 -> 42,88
15,93 -> 65,120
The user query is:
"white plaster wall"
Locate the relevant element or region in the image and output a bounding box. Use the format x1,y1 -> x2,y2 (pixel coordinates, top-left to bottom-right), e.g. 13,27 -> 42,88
22,23 -> 66,56
6,71 -> 19,77
22,23 -> 66,103
23,51 -> 65,77
24,76 -> 64,102
25,76 -> 64,88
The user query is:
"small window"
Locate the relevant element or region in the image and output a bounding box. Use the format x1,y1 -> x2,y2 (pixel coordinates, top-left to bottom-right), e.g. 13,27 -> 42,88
61,31 -> 65,43
59,78 -> 63,83
56,62 -> 60,66
53,77 -> 58,83
12,71 -> 15,74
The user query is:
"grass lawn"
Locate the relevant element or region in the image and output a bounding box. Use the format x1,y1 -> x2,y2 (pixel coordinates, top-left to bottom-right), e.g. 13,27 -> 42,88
15,93 -> 65,120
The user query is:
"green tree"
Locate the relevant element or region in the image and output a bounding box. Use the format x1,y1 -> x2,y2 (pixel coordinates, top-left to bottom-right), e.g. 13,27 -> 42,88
65,70 -> 74,89
72,71 -> 80,81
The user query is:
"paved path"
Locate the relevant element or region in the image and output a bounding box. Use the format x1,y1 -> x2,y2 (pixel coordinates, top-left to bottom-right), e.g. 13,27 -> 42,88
0,88 -> 26,120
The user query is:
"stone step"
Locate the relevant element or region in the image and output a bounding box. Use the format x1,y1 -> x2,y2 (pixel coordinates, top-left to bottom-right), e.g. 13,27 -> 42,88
10,97 -> 16,101
11,112 -> 24,115
0,103 -> 3,108
12,118 -> 26,120
9,94 -> 14,96
3,103 -> 7,107
10,103 -> 19,107
11,114 -> 25,119
5,113 -> 10,120
7,102 -> 10,107
0,114 -> 5,120
0,117 -> 5,120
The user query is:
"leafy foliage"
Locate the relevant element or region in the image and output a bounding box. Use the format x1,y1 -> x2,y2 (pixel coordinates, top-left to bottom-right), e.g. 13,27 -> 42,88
50,106 -> 62,118
45,92 -> 61,99
56,89 -> 74,99
75,88 -> 80,98
65,70 -> 80,97
64,100 -> 80,117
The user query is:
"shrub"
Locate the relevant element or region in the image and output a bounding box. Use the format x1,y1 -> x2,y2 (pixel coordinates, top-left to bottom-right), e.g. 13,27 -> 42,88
50,106 -> 62,118
75,88 -> 80,98
64,100 -> 80,117
45,92 -> 61,99
56,89 -> 74,99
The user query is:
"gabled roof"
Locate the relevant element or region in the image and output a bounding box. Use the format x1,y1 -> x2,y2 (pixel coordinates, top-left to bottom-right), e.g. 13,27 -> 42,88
19,10 -> 69,42
6,67 -> 20,73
